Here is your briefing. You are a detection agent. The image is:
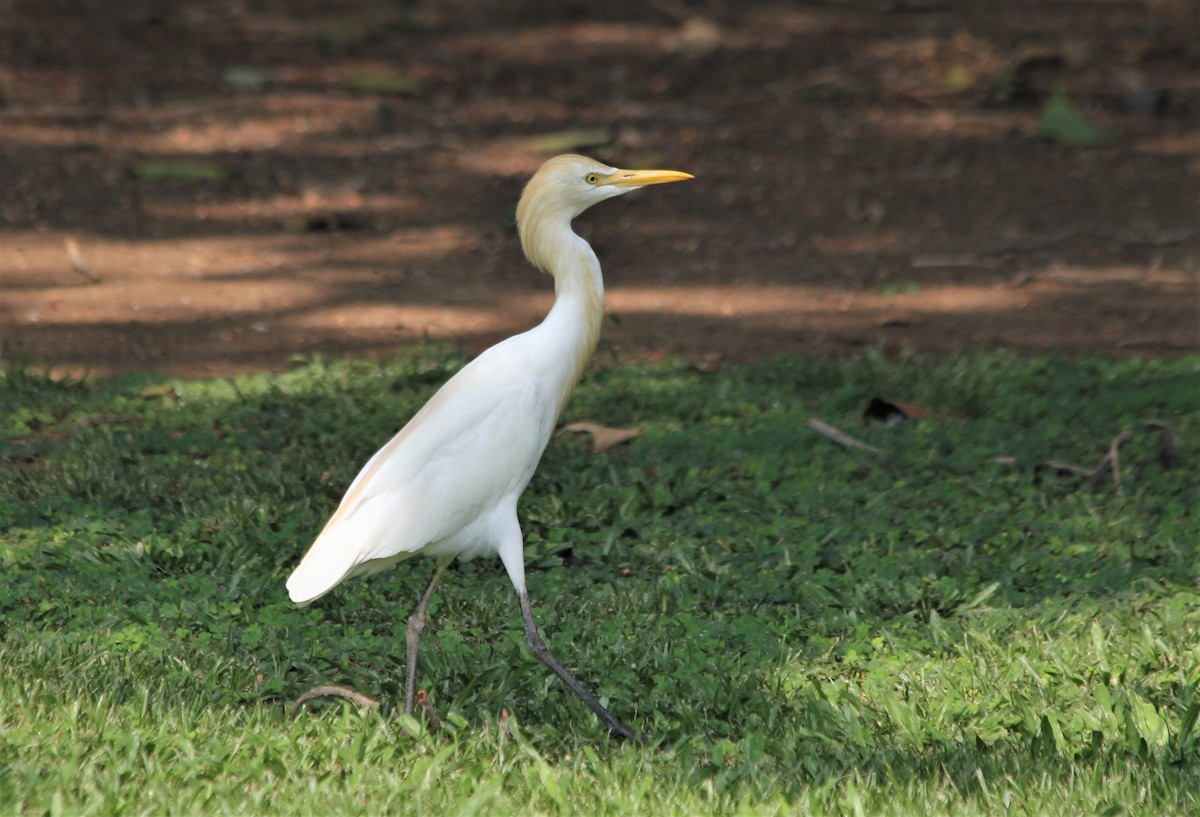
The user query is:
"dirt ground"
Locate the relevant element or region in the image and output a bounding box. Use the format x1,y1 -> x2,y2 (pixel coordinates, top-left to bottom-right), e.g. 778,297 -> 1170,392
1,0 -> 1197,377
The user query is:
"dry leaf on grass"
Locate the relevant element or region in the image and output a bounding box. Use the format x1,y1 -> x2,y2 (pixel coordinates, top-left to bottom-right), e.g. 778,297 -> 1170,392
862,397 -> 969,424
562,422 -> 641,452
862,397 -> 932,424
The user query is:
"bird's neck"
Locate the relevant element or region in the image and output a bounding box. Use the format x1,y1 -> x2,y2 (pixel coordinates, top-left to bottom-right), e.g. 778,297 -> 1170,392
537,229 -> 605,416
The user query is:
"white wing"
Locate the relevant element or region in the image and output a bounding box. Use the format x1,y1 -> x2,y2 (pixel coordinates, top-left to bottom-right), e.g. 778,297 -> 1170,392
286,339 -> 558,604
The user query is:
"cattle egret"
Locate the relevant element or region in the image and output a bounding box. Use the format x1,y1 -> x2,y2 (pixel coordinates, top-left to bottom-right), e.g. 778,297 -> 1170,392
287,154 -> 692,740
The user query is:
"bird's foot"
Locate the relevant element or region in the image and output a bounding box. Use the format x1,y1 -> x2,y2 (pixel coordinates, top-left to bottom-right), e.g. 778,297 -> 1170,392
608,722 -> 650,744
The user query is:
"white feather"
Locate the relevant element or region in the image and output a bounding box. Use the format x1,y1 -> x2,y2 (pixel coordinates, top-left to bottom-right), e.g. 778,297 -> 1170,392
287,337 -> 560,604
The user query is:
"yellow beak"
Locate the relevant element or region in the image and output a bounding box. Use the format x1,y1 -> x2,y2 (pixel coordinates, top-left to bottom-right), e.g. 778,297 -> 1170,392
600,167 -> 694,189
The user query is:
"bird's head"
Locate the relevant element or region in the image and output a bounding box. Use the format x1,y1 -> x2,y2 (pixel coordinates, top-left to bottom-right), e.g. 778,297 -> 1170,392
517,154 -> 692,271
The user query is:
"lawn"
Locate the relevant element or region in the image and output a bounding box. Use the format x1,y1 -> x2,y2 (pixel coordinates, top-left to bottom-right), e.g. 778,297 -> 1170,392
2,351 -> 1198,815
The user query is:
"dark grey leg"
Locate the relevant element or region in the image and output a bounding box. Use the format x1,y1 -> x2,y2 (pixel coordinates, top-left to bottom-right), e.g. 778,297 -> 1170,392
517,589 -> 640,741
405,556 -> 453,716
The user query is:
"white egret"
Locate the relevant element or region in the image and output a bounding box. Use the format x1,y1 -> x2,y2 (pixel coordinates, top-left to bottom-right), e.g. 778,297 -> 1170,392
287,154 -> 693,740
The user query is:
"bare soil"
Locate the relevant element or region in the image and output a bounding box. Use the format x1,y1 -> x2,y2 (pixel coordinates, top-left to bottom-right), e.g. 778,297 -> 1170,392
2,0 -> 1197,377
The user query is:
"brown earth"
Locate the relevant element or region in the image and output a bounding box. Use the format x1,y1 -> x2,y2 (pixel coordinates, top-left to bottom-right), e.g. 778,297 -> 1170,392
1,0 -> 1197,378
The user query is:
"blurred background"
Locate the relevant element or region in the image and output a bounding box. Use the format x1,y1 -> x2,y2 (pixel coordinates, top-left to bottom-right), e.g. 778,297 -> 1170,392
1,0 -> 1197,376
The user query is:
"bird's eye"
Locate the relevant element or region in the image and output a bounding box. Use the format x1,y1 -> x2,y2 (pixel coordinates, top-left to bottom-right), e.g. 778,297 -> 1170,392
584,173 -> 599,185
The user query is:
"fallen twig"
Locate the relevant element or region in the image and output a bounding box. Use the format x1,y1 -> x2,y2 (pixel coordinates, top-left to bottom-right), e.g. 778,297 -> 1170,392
1106,430 -> 1134,487
290,684 -> 381,718
806,418 -> 887,456
1040,430 -> 1134,487
1041,460 -> 1097,478
1144,421 -> 1180,470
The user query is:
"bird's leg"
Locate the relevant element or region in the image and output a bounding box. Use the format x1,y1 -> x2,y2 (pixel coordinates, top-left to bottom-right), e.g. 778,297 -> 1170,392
517,589 -> 640,742
405,556 -> 453,717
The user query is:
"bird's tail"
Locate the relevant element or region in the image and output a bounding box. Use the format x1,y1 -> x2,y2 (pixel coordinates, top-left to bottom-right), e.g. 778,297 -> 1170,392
286,548 -> 352,607
286,494 -> 395,605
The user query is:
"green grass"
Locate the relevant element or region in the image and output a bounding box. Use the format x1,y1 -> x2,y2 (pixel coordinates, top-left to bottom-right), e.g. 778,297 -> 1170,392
2,350 -> 1198,816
